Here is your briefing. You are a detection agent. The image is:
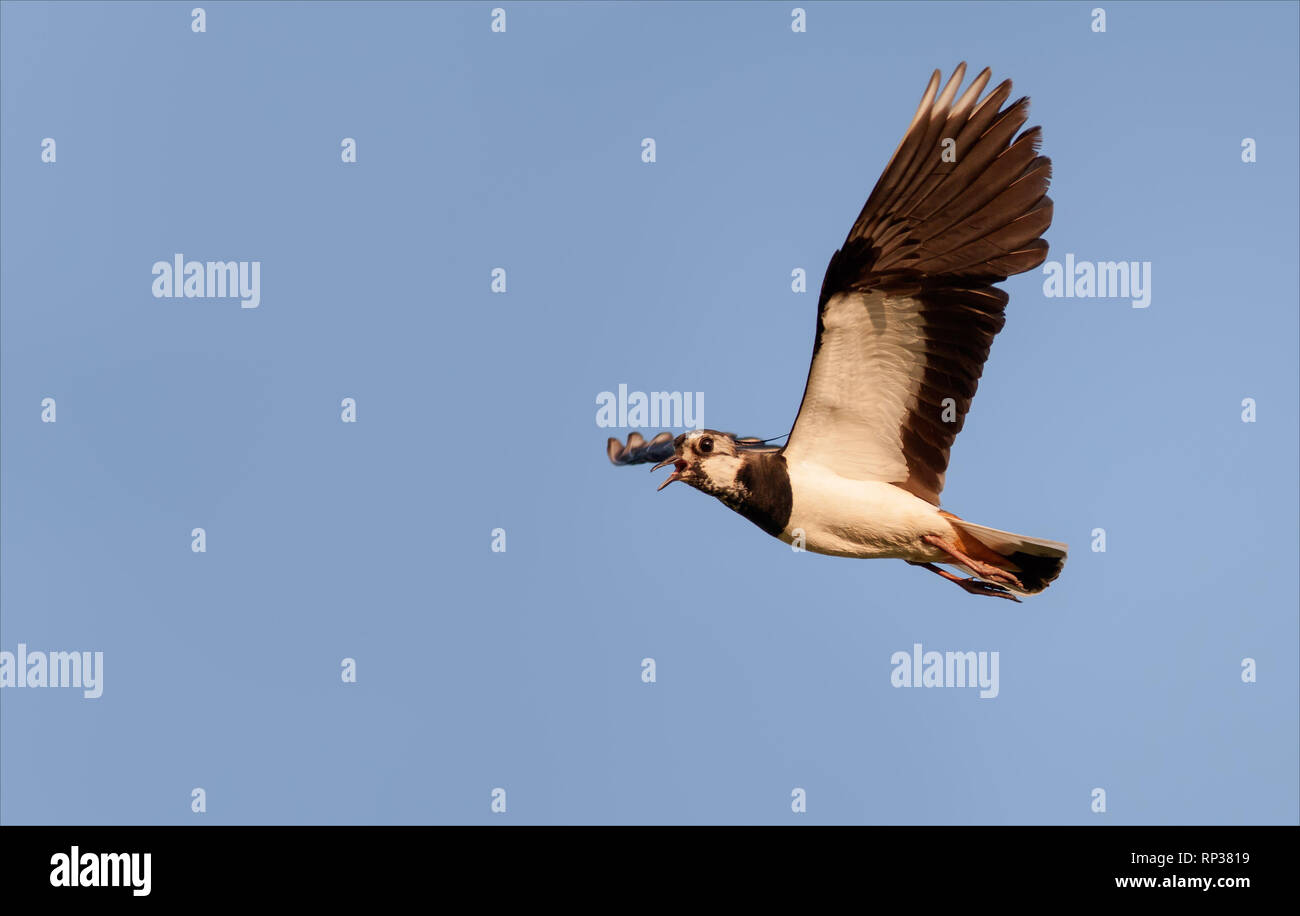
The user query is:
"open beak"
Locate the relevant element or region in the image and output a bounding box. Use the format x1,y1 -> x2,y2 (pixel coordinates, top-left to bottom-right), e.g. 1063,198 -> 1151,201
651,454 -> 689,492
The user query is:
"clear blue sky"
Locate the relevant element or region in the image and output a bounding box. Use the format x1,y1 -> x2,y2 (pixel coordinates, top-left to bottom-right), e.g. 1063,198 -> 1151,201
2,1 -> 1296,824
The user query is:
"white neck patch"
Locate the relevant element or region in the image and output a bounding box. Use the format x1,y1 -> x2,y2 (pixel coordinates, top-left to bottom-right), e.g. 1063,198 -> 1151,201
695,454 -> 747,505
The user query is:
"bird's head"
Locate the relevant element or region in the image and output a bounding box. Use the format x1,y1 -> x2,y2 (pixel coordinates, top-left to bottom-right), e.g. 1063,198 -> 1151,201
651,429 -> 745,500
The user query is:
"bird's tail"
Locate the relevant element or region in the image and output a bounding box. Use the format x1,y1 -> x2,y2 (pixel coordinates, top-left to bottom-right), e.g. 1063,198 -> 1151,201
945,516 -> 1067,596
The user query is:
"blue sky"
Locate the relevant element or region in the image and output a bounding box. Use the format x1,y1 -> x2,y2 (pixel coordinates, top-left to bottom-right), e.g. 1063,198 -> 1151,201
1,0 -> 1296,824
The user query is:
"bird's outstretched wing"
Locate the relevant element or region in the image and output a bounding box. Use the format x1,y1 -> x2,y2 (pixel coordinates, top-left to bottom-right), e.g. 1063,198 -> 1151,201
782,63 -> 1052,505
606,432 -> 779,466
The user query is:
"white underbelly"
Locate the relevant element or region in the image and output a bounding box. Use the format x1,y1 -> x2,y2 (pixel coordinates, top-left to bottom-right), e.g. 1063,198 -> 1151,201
778,461 -> 952,560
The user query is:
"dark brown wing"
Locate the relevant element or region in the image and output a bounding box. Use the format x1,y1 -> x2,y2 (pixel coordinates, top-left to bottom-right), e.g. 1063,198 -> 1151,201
782,63 -> 1052,505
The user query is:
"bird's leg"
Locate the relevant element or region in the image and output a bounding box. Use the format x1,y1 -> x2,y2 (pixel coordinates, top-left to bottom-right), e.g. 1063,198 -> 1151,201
921,534 -> 1025,591
908,562 -> 1021,602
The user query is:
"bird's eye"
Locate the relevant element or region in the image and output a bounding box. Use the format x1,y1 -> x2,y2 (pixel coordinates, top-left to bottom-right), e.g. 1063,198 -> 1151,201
699,436 -> 713,454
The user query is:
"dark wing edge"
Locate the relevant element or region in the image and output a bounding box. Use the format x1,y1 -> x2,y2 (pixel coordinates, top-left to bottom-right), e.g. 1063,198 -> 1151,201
840,62 -> 1052,285
786,63 -> 1053,505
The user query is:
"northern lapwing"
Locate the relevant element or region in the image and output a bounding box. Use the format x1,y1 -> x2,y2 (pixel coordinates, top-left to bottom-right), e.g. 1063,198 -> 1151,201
607,64 -> 1066,601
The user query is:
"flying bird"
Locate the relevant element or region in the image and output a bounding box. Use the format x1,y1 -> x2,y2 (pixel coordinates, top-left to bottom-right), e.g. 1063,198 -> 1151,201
607,64 -> 1066,600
